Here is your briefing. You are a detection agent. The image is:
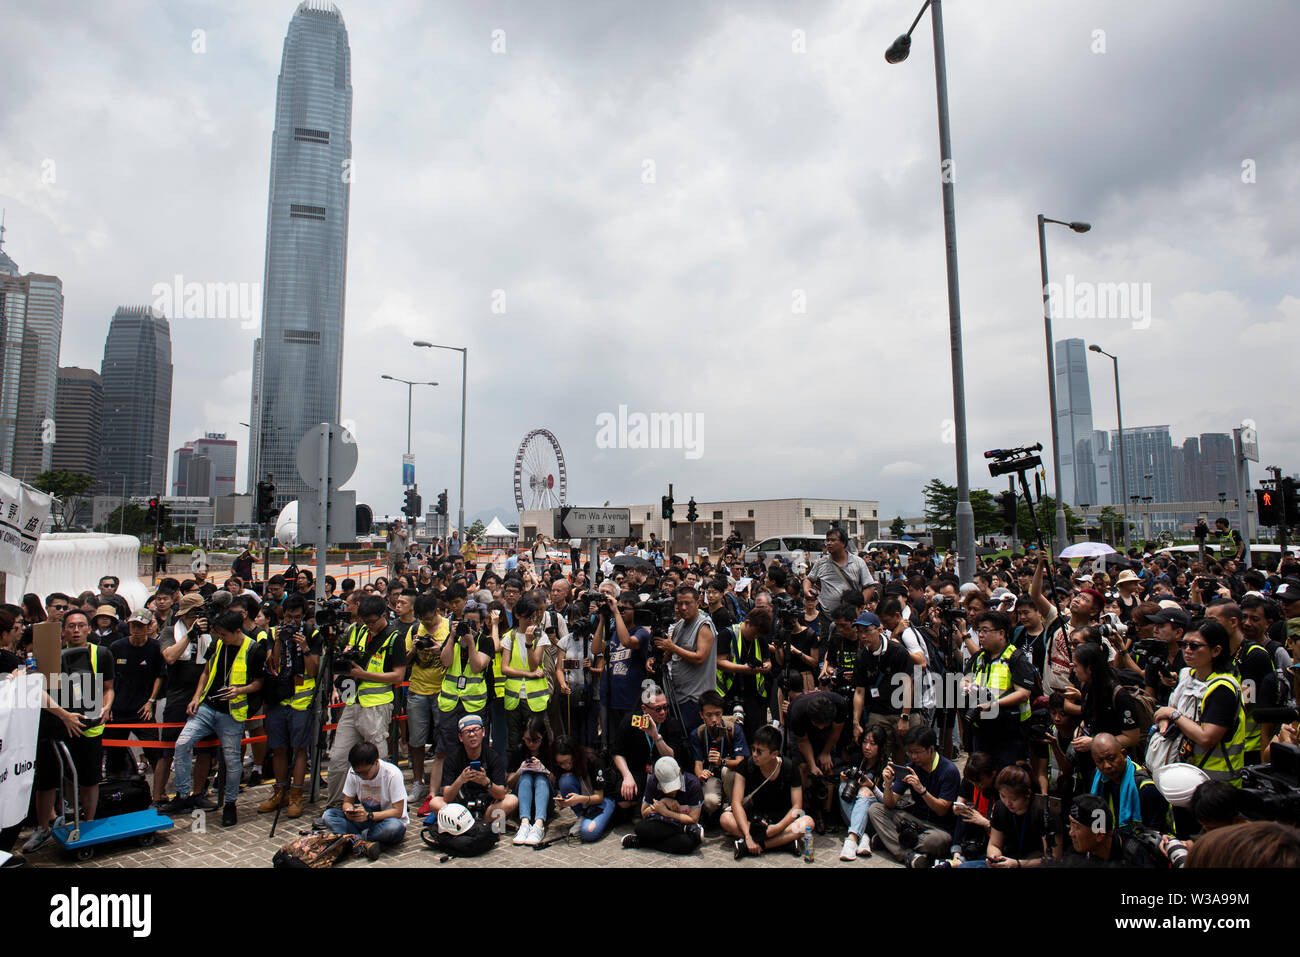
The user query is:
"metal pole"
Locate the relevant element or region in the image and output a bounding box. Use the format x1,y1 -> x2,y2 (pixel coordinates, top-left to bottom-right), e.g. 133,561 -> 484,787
1009,475 -> 1019,553
406,382 -> 413,455
1038,214 -> 1068,553
930,0 -> 974,583
1111,355 -> 1130,551
1233,429 -> 1251,568
316,423 -> 329,603
458,348 -> 467,542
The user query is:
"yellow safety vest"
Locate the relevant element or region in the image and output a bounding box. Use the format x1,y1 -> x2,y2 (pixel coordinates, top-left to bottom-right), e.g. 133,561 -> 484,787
438,638 -> 488,713
972,643 -> 1031,725
272,626 -> 317,712
200,636 -> 253,722
717,623 -> 766,698
347,623 -> 396,708
503,631 -> 549,712
1233,641 -> 1272,754
77,643 -> 106,739
1189,672 -> 1246,787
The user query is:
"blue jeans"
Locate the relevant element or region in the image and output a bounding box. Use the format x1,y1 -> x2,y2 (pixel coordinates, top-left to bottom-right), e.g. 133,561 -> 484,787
838,791 -> 879,839
322,801 -> 407,845
174,704 -> 244,804
517,771 -> 552,821
558,773 -> 616,842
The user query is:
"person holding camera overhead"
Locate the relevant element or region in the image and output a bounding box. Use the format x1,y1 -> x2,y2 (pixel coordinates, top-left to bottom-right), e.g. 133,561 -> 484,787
318,594 -> 407,819
256,594 -> 321,819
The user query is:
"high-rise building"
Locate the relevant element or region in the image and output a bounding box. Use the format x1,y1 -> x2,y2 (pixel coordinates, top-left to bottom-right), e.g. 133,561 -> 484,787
0,229 -> 64,479
52,367 -> 103,476
1090,430 -> 1114,506
247,2 -> 353,508
172,432 -> 238,498
98,306 -> 173,497
1198,433 -> 1237,504
186,454 -> 214,502
1110,425 -> 1179,533
1054,338 -> 1094,506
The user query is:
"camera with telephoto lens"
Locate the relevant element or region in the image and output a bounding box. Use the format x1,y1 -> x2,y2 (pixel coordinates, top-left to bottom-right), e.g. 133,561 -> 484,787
1238,740 -> 1300,825
278,619 -> 305,675
771,593 -> 800,627
838,765 -> 872,803
315,596 -> 348,632
634,594 -> 676,630
1026,706 -> 1053,742
1098,613 -> 1127,642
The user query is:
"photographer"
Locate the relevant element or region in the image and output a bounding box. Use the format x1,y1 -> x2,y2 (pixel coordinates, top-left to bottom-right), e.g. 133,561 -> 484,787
963,610 -> 1037,770
256,595 -> 321,819
622,756 -> 703,854
1208,599 -> 1277,765
321,594 -> 407,814
164,609 -> 265,827
404,592 -> 450,806
715,606 -> 774,742
321,741 -> 407,849
593,591 -> 649,738
554,582 -> 599,749
1141,605 -> 1188,705
691,690 -> 750,822
787,688 -> 850,832
837,723 -> 891,860
1065,794 -> 1168,867
722,725 -> 813,858
612,687 -> 690,810
879,596 -> 936,729
501,596 -> 553,765
654,585 -> 716,735
849,612 -> 914,757
805,527 -> 876,639
431,714 -> 518,828
868,725 -> 961,868
820,603 -> 864,697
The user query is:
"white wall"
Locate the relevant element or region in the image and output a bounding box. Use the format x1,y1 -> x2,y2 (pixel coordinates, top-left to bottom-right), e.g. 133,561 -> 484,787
7,533 -> 146,611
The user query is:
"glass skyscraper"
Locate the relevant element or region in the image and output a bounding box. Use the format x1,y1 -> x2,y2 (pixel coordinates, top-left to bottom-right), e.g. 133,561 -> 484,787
98,306 -> 173,497
247,1 -> 353,507
1054,338 -> 1094,506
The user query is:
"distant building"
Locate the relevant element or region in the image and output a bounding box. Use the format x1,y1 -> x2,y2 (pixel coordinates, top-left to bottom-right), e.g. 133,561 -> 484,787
172,432 -> 237,497
52,367 -> 103,476
98,306 -> 173,497
1054,338 -> 1094,507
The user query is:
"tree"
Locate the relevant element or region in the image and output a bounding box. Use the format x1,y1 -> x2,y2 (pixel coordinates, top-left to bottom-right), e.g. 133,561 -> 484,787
1015,495 -> 1085,546
890,515 -> 907,538
466,519 -> 486,544
970,489 -> 1001,538
31,470 -> 95,530
922,478 -> 1002,538
1097,506 -> 1121,546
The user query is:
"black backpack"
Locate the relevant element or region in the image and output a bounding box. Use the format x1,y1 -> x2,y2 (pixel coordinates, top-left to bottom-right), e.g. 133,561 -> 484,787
96,775 -> 152,819
420,821 -> 499,857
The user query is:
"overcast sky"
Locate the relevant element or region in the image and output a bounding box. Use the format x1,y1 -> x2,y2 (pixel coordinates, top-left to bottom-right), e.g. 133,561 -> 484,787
2,0 -> 1297,523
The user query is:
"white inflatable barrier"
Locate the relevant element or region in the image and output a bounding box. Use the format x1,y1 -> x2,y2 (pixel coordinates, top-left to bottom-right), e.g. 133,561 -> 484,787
7,533 -> 147,612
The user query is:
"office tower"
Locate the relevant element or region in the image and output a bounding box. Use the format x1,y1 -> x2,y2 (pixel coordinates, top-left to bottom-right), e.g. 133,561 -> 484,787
1110,425 -> 1178,533
1054,338 -> 1094,506
1198,433 -> 1238,505
173,432 -> 238,498
98,306 -> 173,497
52,367 -> 103,476
0,228 -> 64,479
247,1 -> 353,508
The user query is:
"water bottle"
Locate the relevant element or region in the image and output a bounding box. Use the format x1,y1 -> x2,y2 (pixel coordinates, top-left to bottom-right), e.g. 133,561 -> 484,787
25,652 -> 36,674
803,824 -> 815,863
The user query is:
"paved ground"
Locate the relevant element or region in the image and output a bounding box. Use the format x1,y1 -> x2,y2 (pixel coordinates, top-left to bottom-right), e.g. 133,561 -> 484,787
20,772 -> 902,870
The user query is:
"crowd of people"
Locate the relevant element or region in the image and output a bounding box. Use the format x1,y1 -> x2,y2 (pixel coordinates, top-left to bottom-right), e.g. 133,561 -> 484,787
2,523 -> 1299,869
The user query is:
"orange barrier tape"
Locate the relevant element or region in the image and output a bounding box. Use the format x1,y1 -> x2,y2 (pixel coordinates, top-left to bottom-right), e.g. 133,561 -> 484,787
101,736 -> 268,748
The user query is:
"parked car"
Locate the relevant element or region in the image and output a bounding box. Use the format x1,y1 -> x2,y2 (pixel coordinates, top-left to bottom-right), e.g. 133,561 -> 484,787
742,534 -> 827,566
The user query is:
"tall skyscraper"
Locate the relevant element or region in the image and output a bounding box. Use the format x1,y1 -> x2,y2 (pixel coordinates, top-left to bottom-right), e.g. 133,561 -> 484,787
172,432 -> 238,497
1110,425 -> 1178,532
0,228 -> 64,479
53,367 -> 103,476
1054,338 -> 1094,506
99,306 -> 173,497
247,1 -> 353,508
1198,433 -> 1238,504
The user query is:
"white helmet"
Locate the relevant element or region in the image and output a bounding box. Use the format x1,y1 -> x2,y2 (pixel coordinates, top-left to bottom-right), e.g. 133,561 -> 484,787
1152,763 -> 1211,807
436,803 -> 475,836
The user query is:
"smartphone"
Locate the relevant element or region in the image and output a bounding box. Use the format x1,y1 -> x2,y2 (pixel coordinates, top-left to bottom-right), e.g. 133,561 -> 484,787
470,760 -> 483,772
889,762 -> 911,776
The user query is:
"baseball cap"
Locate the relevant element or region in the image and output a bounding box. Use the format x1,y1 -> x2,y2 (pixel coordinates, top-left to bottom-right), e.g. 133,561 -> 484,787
653,756 -> 683,794
853,612 -> 882,628
1069,793 -> 1112,832
457,714 -> 485,732
1274,580 -> 1300,603
128,608 -> 155,625
1149,606 -> 1192,629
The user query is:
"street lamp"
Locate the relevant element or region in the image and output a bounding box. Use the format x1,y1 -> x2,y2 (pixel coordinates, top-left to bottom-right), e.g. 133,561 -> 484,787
379,375 -> 438,455
414,340 -> 468,543
1088,344 -> 1129,551
885,0 -> 975,582
1039,215 -> 1092,553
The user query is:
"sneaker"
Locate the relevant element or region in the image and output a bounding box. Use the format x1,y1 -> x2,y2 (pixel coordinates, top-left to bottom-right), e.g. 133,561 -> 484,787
406,781 -> 428,805
621,833 -> 639,850
857,839 -> 873,858
733,838 -> 747,860
869,833 -> 884,854
221,803 -> 237,828
418,796 -> 433,817
840,836 -> 859,861
906,851 -> 931,869
192,793 -> 219,812
22,827 -> 51,853
160,794 -> 194,814
514,820 -> 532,845
525,822 -> 544,846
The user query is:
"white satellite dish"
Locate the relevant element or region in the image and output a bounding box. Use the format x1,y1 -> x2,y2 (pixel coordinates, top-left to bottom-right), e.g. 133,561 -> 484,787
274,500 -> 300,547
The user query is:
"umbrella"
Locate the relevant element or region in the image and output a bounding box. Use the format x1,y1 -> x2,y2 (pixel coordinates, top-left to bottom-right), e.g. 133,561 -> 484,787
611,554 -> 654,571
1059,542 -> 1117,560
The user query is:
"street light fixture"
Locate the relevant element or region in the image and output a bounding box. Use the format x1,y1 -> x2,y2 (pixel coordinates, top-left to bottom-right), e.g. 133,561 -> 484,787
1088,344 -> 1130,551
885,0 -> 975,582
379,375 -> 438,455
414,340 -> 468,543
1039,214 -> 1092,554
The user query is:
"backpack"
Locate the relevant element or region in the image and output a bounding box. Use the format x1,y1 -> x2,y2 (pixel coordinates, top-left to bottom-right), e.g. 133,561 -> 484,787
420,818 -> 499,857
272,832 -> 380,868
724,592 -> 746,623
1113,681 -> 1157,754
1258,639 -> 1297,709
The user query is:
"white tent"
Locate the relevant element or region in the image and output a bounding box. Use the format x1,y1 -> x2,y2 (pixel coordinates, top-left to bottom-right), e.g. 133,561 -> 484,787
483,516 -> 517,547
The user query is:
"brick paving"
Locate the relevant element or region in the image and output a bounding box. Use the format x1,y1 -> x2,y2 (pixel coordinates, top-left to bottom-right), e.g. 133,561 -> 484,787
21,774 -> 903,870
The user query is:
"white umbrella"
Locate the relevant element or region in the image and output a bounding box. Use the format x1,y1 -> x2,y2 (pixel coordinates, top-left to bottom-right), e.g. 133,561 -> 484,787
1059,542 -> 1117,559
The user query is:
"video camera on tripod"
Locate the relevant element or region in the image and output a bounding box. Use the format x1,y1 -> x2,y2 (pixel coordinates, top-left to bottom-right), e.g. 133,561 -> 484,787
986,443 -> 1047,553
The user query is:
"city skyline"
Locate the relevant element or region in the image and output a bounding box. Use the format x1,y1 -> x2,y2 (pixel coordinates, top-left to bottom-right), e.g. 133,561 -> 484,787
1,1 -> 1297,521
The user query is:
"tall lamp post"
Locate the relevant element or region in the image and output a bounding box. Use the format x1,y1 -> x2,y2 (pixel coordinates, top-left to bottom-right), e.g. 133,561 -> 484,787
885,0 -> 975,582
1088,345 -> 1129,551
379,375 -> 438,455
414,340 -> 467,542
1038,215 -> 1091,553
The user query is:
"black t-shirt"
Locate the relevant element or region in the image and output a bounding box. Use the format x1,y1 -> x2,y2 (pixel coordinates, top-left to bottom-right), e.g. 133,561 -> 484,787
613,712 -> 691,779
1083,683 -> 1143,738
787,690 -> 850,739
785,624 -> 820,675
201,640 -> 267,714
824,634 -> 862,682
442,745 -> 507,804
1234,642 -> 1273,721
350,622 -> 408,673
990,802 -> 1047,860
959,779 -> 997,819
710,606 -> 735,637
109,637 -> 167,719
60,643 -> 116,722
853,639 -> 913,716
1199,681 -> 1239,729
737,756 -> 800,823
0,648 -> 23,673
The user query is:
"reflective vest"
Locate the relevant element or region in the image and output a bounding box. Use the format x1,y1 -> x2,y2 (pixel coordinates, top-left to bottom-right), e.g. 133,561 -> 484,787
272,626 -> 316,712
971,643 -> 1031,725
438,638 -> 488,713
1233,641 -> 1272,754
347,623 -> 396,708
200,636 -> 253,722
503,631 -> 549,712
1189,672 -> 1246,786
72,642 -> 106,738
717,623 -> 766,698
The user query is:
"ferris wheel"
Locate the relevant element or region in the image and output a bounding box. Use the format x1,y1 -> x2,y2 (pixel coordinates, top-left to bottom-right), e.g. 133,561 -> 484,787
513,429 -> 567,512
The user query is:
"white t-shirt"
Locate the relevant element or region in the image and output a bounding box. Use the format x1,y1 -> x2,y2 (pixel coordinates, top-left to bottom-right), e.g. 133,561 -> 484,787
501,631 -> 553,664
343,759 -> 407,818
558,633 -> 587,690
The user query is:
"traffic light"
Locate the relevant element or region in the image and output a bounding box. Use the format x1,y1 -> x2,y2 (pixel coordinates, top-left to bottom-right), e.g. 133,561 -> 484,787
996,490 -> 1018,534
686,497 -> 698,523
1283,477 -> 1299,526
256,479 -> 276,523
1257,488 -> 1280,526
146,497 -> 159,524
157,501 -> 169,528
404,487 -> 422,521
437,490 -> 448,516
662,494 -> 674,520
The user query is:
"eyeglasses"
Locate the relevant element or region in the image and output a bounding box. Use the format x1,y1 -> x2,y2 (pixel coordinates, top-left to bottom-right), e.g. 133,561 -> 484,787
1179,640 -> 1208,651
645,704 -> 668,713
976,627 -> 1001,635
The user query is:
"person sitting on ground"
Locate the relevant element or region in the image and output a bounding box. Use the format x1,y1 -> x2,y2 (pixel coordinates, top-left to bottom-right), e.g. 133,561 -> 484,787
508,715 -> 557,847
621,756 -> 704,855
321,742 -> 407,848
867,724 -> 962,868
721,725 -> 814,859
1088,732 -> 1170,832
430,713 -> 519,831
838,723 -> 891,861
691,690 -> 750,822
963,764 -> 1063,868
554,735 -> 617,843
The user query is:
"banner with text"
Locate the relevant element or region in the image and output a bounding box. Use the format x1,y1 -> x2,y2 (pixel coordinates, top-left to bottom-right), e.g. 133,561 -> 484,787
0,471 -> 51,578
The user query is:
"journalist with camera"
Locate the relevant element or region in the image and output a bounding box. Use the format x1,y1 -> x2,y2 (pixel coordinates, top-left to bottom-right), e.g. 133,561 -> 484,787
963,610 -> 1037,770
592,590 -> 650,740
692,690 -> 750,821
430,603 -> 495,803
1140,605 -> 1188,705
321,594 -> 407,814
652,585 -> 717,734
612,686 -> 690,810
849,611 -> 915,758
715,605 -> 774,742
255,594 -> 321,819
403,592 -> 449,806
868,725 -> 962,868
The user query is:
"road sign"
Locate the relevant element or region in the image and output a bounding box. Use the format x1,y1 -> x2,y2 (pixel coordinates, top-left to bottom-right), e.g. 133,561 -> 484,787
1239,424 -> 1259,463
296,423 -> 358,490
554,507 -> 631,540
298,490 -> 357,545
